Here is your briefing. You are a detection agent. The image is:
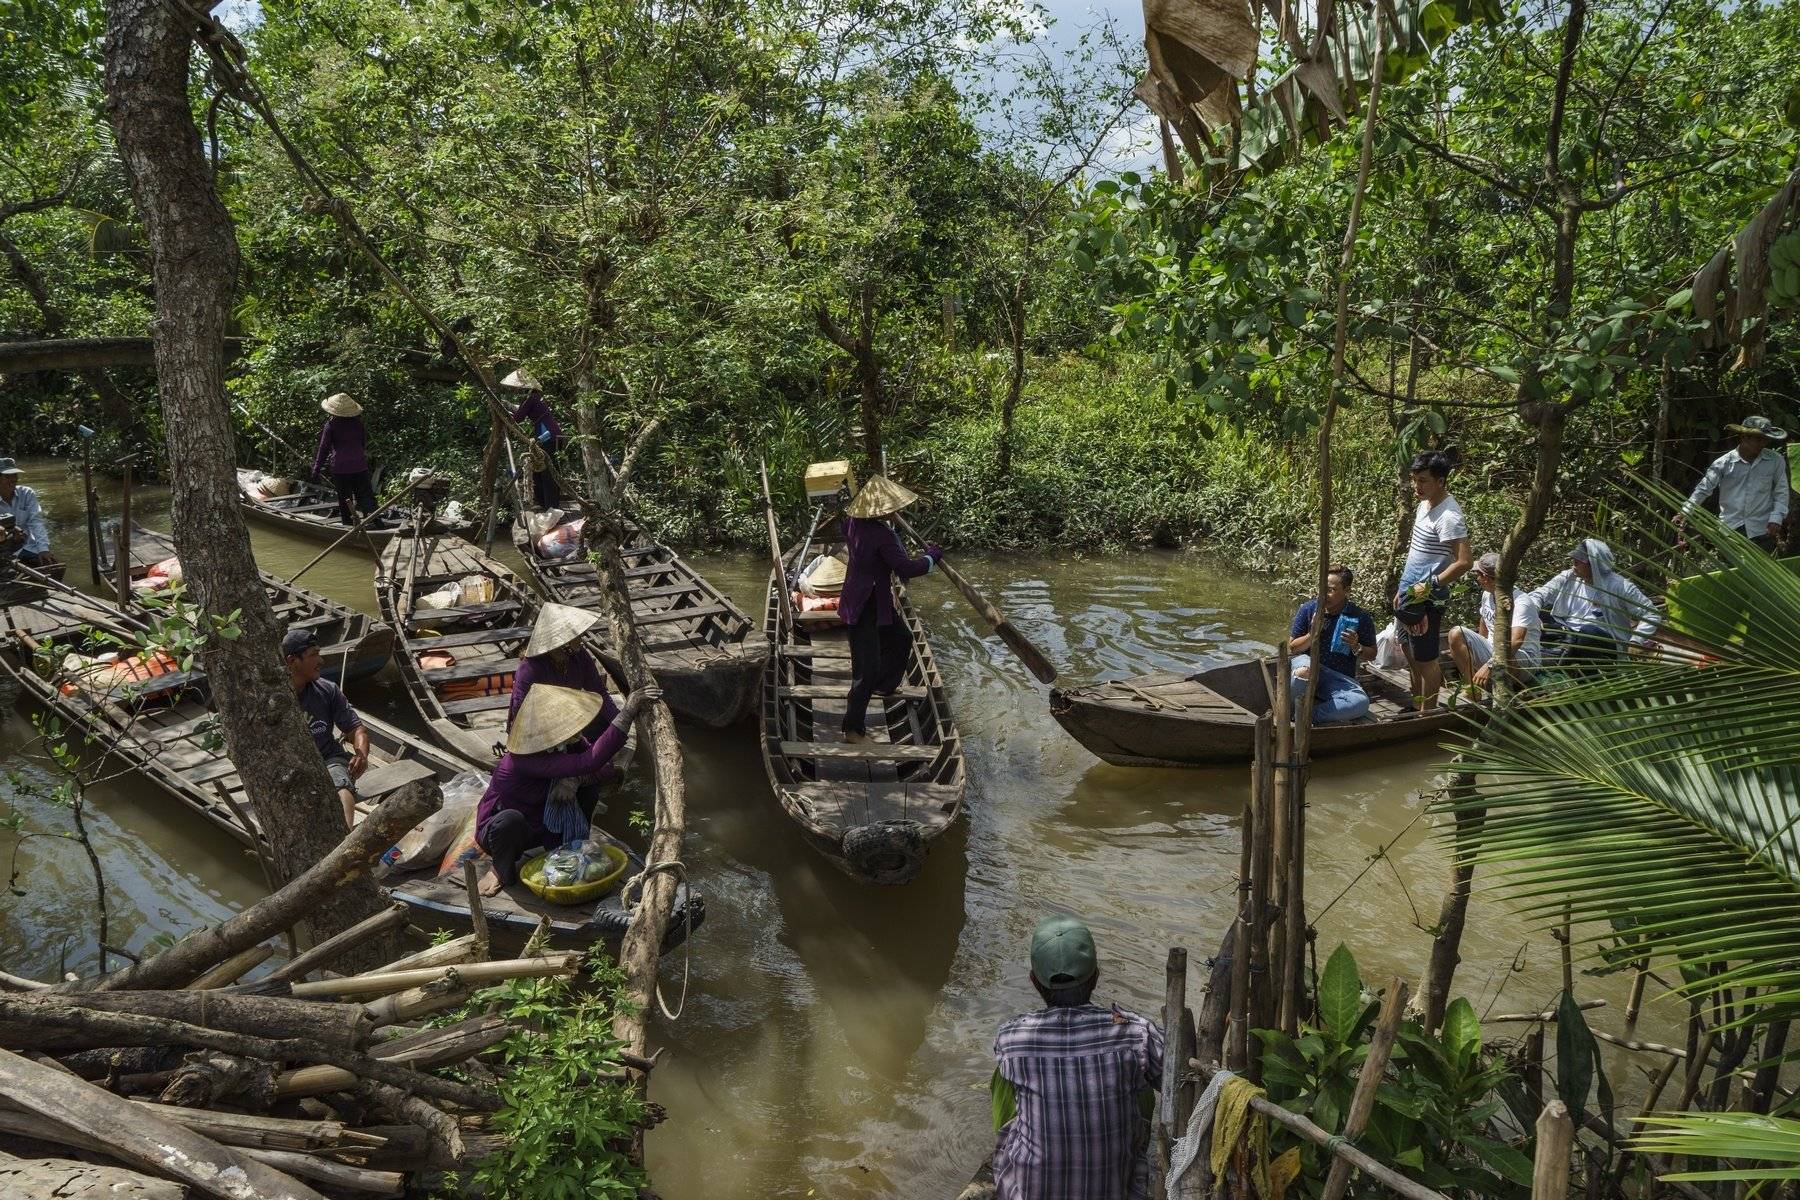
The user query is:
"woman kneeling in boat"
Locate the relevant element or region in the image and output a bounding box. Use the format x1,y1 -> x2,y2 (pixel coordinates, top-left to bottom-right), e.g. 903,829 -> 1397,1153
839,476 -> 941,745
509,603 -> 617,740
476,682 -> 658,886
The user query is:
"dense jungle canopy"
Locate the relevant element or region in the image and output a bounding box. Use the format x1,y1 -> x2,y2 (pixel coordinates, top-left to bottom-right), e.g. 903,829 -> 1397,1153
3,0 -> 1798,580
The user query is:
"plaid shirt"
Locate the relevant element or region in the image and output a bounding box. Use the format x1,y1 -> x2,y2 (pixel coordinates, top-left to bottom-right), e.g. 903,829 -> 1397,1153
993,1003 -> 1163,1200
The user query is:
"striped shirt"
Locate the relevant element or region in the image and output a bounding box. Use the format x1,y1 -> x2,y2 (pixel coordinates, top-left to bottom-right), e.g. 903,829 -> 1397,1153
1403,495 -> 1469,577
993,1004 -> 1163,1200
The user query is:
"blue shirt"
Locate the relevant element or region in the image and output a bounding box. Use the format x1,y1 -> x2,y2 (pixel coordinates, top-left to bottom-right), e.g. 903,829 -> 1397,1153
1,484 -> 50,555
295,678 -> 361,759
1290,600 -> 1377,680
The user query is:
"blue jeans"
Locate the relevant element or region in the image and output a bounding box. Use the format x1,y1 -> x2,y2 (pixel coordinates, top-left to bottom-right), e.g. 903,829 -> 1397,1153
1291,656 -> 1371,724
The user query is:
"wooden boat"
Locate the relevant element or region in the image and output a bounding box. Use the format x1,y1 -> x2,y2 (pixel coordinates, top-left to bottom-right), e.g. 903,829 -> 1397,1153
1048,659 -> 1465,768
0,553 -> 67,606
236,469 -> 474,551
511,510 -> 765,727
96,524 -> 394,684
0,589 -> 699,953
759,513 -> 966,885
376,532 -> 632,764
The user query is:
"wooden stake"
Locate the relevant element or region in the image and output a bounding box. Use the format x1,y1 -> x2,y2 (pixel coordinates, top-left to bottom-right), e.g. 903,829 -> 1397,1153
1152,948 -> 1187,1197
114,459 -> 132,609
1249,714 -> 1275,1041
461,858 -> 490,958
1530,1101 -> 1574,1200
1320,979 -> 1410,1200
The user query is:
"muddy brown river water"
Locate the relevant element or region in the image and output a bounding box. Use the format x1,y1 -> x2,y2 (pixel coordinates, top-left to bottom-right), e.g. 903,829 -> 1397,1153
0,457 -> 1690,1198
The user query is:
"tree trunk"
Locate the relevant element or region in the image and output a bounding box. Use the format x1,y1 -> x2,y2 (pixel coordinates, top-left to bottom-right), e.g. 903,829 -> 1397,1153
1417,767 -> 1479,1031
996,281 -> 1026,480
103,0 -> 390,960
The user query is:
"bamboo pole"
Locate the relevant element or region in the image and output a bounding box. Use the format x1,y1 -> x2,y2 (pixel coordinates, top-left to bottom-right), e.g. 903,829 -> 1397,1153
1530,1101 -> 1573,1200
266,903 -> 410,983
1270,641 -> 1293,1033
289,955 -> 582,999
114,459 -> 132,609
1249,714 -> 1275,1043
188,943 -> 272,989
1320,979 -> 1409,1200
287,471 -> 431,585
461,858 -> 490,958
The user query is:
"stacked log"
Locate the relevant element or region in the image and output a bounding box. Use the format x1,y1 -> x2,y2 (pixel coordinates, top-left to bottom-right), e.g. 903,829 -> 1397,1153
0,784 -> 624,1199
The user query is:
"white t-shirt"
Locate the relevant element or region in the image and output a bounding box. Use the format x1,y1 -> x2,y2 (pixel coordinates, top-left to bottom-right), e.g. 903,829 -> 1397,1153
1480,587 -> 1543,666
1403,495 -> 1469,577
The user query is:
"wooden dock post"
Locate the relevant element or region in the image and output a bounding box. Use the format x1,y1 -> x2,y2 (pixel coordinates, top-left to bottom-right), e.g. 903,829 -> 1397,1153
1530,1101 -> 1573,1200
1320,979 -> 1409,1200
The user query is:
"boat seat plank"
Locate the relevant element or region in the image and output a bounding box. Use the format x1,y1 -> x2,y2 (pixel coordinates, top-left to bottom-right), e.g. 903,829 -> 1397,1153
780,685 -> 926,701
629,582 -> 706,603
777,740 -> 941,762
420,659 -> 516,685
778,645 -> 853,660
405,600 -> 522,624
634,604 -> 727,626
188,757 -> 243,785
356,758 -> 439,800
439,692 -> 515,715
407,626 -> 532,651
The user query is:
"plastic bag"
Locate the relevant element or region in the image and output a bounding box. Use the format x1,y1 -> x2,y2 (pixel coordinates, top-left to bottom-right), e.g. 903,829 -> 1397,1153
439,500 -> 466,525
535,519 -> 585,560
387,770 -> 488,872
417,581 -> 465,611
541,839 -> 617,888
525,508 -> 566,539
1374,619 -> 1406,669
458,575 -> 495,605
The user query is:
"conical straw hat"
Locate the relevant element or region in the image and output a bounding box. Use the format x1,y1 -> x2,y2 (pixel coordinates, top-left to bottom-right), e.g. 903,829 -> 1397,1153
524,602 -> 601,658
806,554 -> 848,593
846,475 -> 918,519
321,393 -> 363,418
509,684 -> 606,755
500,367 -> 541,390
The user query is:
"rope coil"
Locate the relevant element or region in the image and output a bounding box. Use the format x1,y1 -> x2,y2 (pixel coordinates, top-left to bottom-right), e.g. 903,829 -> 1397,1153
622,859 -> 692,1021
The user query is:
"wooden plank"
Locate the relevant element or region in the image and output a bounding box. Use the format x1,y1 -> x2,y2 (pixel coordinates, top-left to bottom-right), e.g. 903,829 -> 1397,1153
628,582 -> 705,603
778,740 -> 941,762
405,600 -> 521,624
419,658 -> 515,685
355,758 -> 439,800
406,625 -> 532,651
778,645 -> 852,660
633,603 -> 727,626
440,693 -> 514,715
781,685 -> 925,701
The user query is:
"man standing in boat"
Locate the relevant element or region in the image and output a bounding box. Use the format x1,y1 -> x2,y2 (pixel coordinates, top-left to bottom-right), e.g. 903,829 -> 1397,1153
1678,415 -> 1790,552
1288,564 -> 1379,724
501,368 -> 564,509
0,458 -> 52,568
989,914 -> 1163,1200
837,476 -> 941,745
282,627 -> 369,829
311,392 -> 384,528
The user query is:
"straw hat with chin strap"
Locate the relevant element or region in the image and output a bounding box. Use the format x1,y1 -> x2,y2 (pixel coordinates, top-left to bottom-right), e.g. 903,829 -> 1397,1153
500,367 -> 542,391
509,684 -> 606,755
321,393 -> 363,418
524,602 -> 601,658
846,475 -> 919,519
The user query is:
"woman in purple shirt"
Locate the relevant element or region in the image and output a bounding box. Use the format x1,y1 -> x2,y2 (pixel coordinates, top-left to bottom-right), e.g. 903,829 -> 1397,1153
507,603 -> 619,740
476,682 -> 658,886
311,393 -> 379,526
502,368 -> 564,508
838,476 -> 940,743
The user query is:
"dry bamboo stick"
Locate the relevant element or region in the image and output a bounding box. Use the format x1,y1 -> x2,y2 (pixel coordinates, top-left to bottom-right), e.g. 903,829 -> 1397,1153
377,933 -> 481,974
1187,1059 -> 1451,1200
190,944 -> 273,989
290,954 -> 580,999
1320,979 -> 1410,1200
267,904 -> 410,984
1530,1101 -> 1573,1200
123,1100 -> 377,1151
278,1016 -> 513,1099
1486,1000 -> 1607,1023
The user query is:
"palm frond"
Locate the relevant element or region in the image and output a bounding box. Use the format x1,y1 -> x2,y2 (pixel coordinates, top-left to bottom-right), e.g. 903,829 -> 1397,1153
1634,1114 -> 1800,1181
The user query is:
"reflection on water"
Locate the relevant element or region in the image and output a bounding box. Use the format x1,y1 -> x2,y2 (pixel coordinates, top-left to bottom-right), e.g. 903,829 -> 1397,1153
0,460 -> 1689,1196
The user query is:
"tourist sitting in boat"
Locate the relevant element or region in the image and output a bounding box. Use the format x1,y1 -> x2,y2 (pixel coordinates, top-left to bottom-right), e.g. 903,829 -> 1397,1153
502,367 -> 564,509
1678,415 -> 1789,552
1393,448 -> 1473,710
508,603 -> 618,739
476,682 -> 657,887
282,626 -> 368,829
1527,538 -> 1660,663
989,914 -> 1163,1200
839,476 -> 941,745
1447,552 -> 1544,694
0,458 -> 51,568
311,392 -> 387,528
1288,564 -> 1379,724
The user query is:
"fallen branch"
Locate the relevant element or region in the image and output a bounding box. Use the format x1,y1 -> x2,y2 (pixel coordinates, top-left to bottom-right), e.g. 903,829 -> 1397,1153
266,904 -> 410,984
0,991 -> 371,1051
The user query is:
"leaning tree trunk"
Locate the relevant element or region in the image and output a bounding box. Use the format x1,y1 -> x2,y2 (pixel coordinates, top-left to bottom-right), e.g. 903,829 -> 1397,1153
104,0 -> 390,961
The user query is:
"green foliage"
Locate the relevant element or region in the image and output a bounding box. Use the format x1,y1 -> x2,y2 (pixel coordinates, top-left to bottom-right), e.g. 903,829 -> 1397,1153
1257,943 -> 1531,1197
466,957 -> 648,1198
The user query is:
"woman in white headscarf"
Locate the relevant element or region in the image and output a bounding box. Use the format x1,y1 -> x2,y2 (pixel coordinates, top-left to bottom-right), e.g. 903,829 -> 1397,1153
1527,538 -> 1660,662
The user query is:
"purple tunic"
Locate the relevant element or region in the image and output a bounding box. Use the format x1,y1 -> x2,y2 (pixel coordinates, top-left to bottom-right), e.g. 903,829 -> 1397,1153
506,647 -> 618,733
510,395 -> 563,445
474,722 -> 629,850
313,415 -> 369,476
838,517 -> 931,627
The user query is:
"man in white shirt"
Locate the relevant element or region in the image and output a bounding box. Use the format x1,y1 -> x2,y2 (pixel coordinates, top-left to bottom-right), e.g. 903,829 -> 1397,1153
0,458 -> 52,567
1680,416 -> 1790,552
1448,552 -> 1542,694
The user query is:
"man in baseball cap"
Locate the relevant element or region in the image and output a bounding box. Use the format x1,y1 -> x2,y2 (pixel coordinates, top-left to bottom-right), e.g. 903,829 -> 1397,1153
986,914 -> 1164,1200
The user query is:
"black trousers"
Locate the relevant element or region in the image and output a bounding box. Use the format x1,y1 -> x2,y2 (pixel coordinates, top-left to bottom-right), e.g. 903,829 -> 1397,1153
478,785 -> 601,887
331,470 -> 378,524
531,440 -> 564,508
841,603 -> 910,735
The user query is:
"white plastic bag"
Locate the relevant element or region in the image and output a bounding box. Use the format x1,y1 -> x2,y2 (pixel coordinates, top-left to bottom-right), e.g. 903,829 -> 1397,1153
387,770 -> 487,872
1374,619 -> 1406,669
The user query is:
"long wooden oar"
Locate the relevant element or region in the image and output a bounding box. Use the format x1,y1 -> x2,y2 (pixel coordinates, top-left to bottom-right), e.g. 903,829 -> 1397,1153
287,471 -> 430,584
891,512 -> 1057,685
757,459 -> 794,635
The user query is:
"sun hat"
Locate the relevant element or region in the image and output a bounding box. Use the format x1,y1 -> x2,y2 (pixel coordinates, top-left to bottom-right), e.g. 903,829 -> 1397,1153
508,684 -> 606,755
804,554 -> 848,594
1030,913 -> 1098,987
846,475 -> 919,519
1726,415 -> 1788,440
0,458 -> 20,476
321,393 -> 363,418
500,367 -> 541,391
523,603 -> 601,658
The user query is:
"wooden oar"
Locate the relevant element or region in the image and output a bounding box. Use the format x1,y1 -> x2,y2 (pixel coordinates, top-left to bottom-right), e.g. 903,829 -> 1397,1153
757,459 -> 794,635
287,470 -> 430,584
891,512 -> 1057,685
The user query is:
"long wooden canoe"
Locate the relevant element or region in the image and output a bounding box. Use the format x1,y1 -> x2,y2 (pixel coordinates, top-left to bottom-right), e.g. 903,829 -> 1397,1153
0,554 -> 67,606
376,532 -> 632,765
1048,659 -> 1465,768
511,512 -> 765,727
237,470 -> 474,551
0,590 -> 698,953
99,524 -> 393,684
759,515 -> 965,885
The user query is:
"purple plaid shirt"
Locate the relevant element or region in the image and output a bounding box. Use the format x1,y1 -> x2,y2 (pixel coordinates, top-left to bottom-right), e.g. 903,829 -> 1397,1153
993,1004 -> 1164,1200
